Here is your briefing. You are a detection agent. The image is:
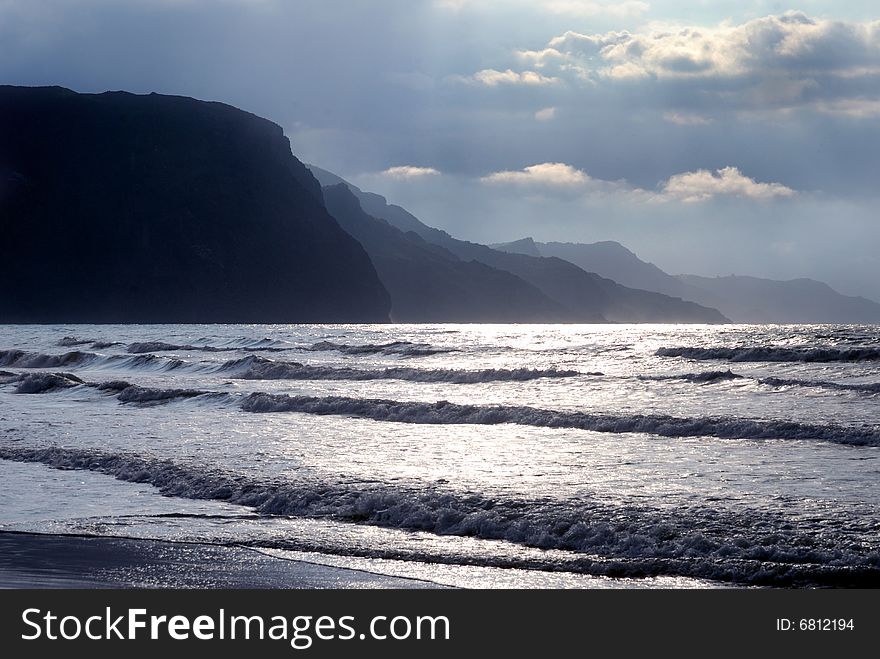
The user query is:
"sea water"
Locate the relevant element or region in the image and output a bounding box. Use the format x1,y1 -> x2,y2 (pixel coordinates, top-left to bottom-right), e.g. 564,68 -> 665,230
1,324 -> 878,587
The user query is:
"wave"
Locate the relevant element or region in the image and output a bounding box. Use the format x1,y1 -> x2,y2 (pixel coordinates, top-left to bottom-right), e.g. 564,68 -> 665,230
126,341 -> 289,354
1,445 -> 876,587
58,337 -> 124,349
640,369 -> 880,395
12,373 -> 879,445
0,349 -> 97,369
116,385 -> 210,404
13,372 -> 85,394
657,346 -> 880,362
218,355 -> 583,384
0,349 -> 192,373
127,341 -> 222,354
57,336 -> 93,347
639,370 -> 743,384
759,377 -> 880,395
0,348 -> 583,385
306,340 -> 455,357
240,393 -> 880,446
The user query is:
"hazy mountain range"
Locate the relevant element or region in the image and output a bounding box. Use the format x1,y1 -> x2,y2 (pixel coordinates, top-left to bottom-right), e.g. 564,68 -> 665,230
492,238 -> 880,324
311,167 -> 726,324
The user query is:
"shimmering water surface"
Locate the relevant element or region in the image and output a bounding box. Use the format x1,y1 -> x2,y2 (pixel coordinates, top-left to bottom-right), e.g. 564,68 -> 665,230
2,324 -> 879,587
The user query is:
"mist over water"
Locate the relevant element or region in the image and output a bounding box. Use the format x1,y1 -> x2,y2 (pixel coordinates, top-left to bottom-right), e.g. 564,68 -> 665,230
2,323 -> 879,587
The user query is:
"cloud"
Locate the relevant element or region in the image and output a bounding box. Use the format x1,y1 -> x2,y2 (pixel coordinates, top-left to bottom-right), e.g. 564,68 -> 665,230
380,165 -> 441,180
480,162 -> 795,203
463,68 -> 560,86
548,13 -> 880,80
814,98 -> 880,117
660,166 -> 796,202
481,162 -> 589,186
663,112 -> 712,125
498,13 -> 880,116
515,47 -> 566,69
535,106 -> 556,121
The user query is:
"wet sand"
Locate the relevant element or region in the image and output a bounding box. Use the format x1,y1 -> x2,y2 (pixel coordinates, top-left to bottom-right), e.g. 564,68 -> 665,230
0,532 -> 439,589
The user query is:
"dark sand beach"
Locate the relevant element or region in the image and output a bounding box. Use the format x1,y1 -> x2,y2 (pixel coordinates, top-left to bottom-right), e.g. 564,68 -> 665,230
0,532 -> 438,589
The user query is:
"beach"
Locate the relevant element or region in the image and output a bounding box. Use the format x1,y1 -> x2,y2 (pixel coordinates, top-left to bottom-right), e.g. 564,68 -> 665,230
0,531 -> 436,589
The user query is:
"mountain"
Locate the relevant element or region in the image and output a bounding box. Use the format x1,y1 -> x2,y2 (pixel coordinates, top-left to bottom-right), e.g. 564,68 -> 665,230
677,275 -> 880,324
495,237 -> 880,324
0,86 -> 390,323
311,167 -> 727,324
498,239 -> 679,295
321,184 -> 570,322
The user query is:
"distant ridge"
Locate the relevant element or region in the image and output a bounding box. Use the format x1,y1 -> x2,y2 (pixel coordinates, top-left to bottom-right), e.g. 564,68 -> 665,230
321,183 -> 572,322
493,237 -> 880,324
311,166 -> 728,324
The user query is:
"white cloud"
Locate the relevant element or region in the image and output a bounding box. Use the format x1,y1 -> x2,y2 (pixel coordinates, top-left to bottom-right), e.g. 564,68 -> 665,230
663,112 -> 713,125
466,68 -> 560,86
535,106 -> 556,121
660,166 -> 796,202
481,162 -> 796,203
380,165 -> 441,180
515,47 -> 566,69
551,13 -> 880,80
481,162 -> 589,186
495,13 -> 880,116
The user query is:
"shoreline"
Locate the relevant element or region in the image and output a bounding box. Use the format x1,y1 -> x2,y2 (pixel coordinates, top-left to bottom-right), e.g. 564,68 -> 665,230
0,531 -> 441,589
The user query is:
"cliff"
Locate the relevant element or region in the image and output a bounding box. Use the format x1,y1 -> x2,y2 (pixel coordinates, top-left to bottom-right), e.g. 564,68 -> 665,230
0,86 -> 390,322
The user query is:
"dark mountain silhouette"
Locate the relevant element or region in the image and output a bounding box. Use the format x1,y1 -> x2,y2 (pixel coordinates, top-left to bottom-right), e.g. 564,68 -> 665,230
0,86 -> 390,323
311,167 -> 727,323
321,183 -> 571,322
494,238 -> 880,324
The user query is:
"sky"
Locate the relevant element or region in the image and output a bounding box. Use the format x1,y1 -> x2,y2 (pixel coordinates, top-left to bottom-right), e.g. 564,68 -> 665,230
2,0 -> 879,298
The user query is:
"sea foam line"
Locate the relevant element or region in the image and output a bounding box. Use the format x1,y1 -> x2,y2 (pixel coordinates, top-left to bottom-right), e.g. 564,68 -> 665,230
239,393 -> 880,446
6,371 -> 880,445
218,355 -> 584,383
0,349 -> 586,384
1,445 -> 877,587
657,346 -> 880,363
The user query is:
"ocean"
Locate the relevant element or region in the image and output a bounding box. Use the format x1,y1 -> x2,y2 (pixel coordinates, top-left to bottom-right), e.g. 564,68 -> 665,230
1,323 -> 879,588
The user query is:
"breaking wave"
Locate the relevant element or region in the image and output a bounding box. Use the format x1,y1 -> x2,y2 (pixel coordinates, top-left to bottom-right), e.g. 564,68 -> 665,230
658,346 -> 880,362
126,341 -> 289,354
0,445 -> 876,587
0,349 -> 191,373
639,370 -> 744,384
13,372 -> 85,394
58,337 -> 124,349
11,374 -> 880,445
759,377 -> 880,395
639,369 -> 880,396
116,385 -> 210,405
306,340 -> 455,357
0,349 -> 96,369
239,393 -> 880,446
57,336 -> 93,347
218,355 -> 581,384
0,349 -> 582,385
